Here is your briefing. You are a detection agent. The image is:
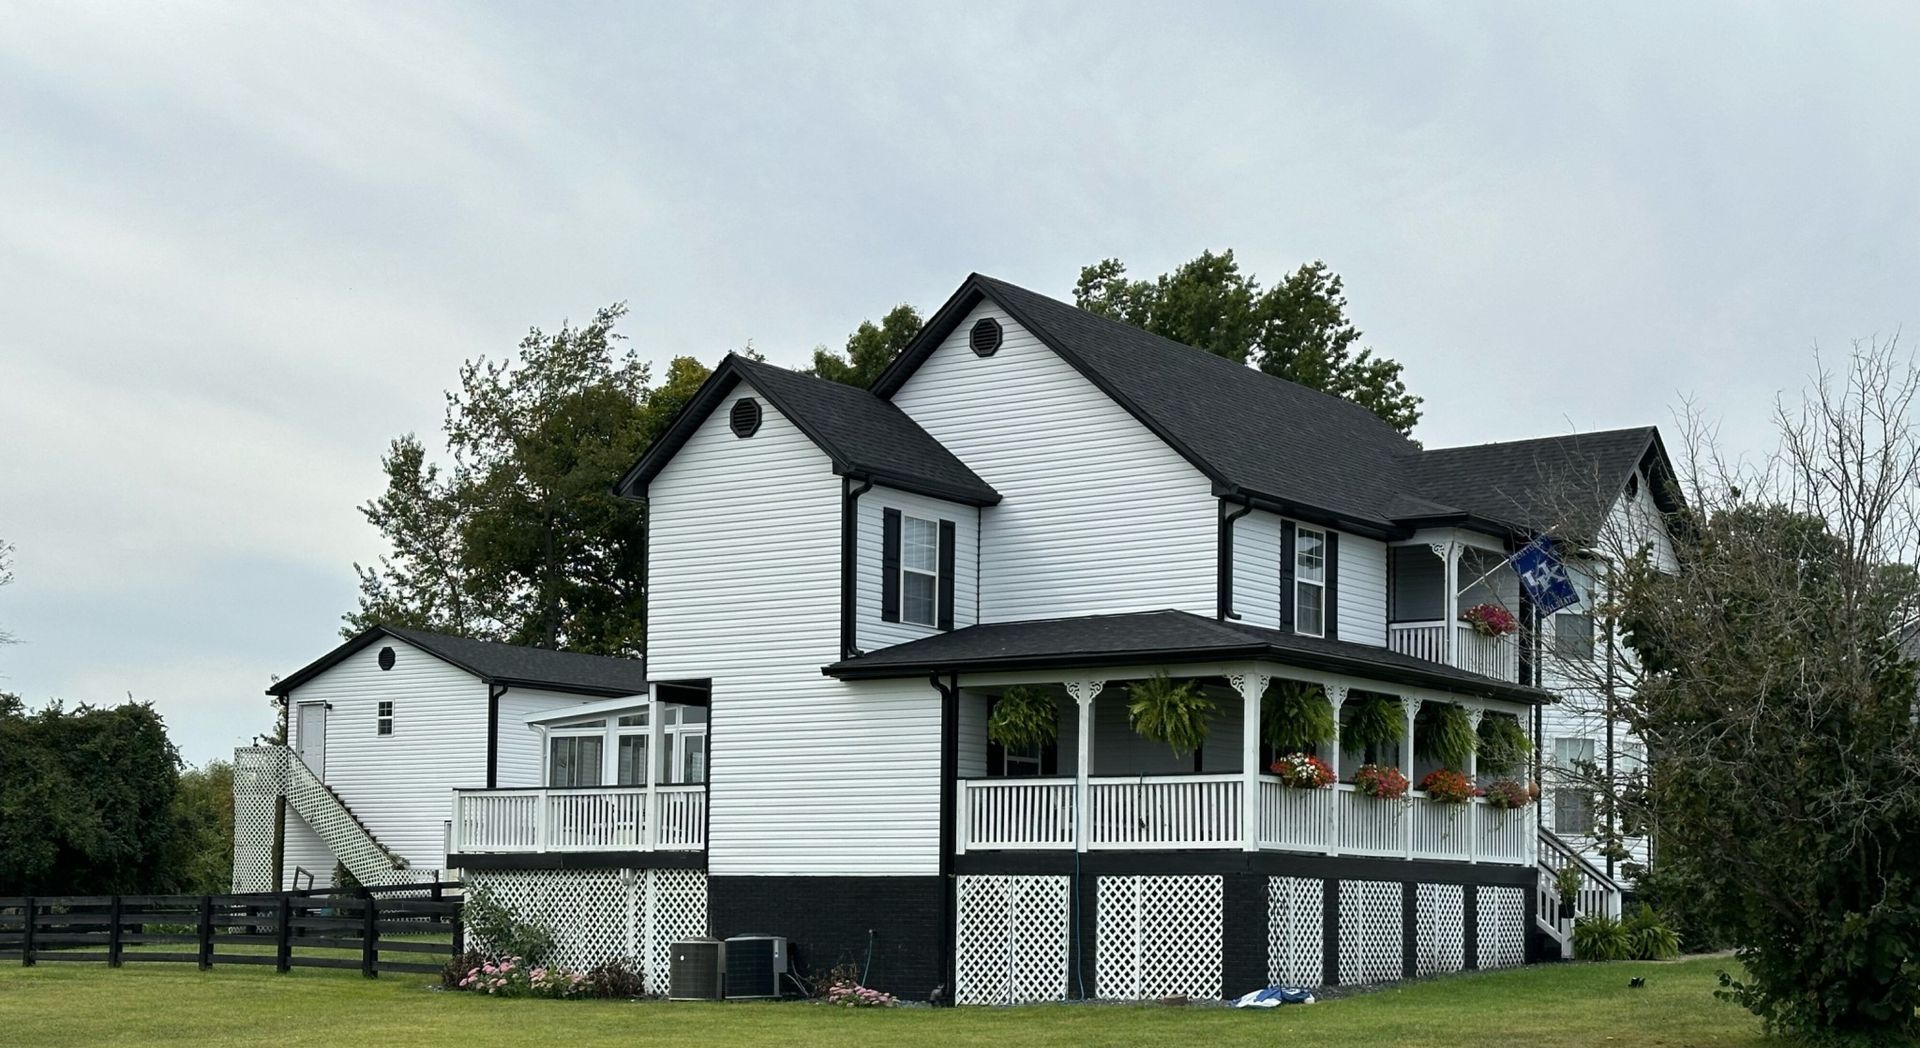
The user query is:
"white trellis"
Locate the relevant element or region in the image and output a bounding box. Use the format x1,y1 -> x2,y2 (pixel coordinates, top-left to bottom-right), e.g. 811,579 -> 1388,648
465,867 -> 708,993
1266,876 -> 1324,986
1415,883 -> 1465,976
1476,886 -> 1526,970
954,875 -> 1071,1005
1095,875 -> 1222,1000
1337,880 -> 1403,985
231,747 -> 287,892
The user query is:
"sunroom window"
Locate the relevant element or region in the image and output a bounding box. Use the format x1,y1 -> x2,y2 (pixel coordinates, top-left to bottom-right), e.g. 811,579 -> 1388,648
1295,527 -> 1327,637
549,734 -> 604,788
901,515 -> 940,627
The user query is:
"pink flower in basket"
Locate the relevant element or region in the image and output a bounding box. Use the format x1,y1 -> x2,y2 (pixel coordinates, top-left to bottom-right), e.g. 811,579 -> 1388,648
1462,602 -> 1517,637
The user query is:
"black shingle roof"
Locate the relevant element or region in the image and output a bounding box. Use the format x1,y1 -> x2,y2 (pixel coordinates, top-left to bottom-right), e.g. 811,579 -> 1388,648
874,274 -> 1673,539
824,609 -> 1551,705
1401,427 -> 1668,539
268,625 -> 650,698
617,354 -> 1000,506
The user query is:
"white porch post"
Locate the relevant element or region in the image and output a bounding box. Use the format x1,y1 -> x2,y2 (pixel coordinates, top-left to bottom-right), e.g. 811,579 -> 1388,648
1401,696 -> 1423,860
644,696 -> 663,851
1325,684 -> 1349,856
1433,542 -> 1462,667
1067,679 -> 1104,852
1232,669 -> 1270,852
1467,706 -> 1485,865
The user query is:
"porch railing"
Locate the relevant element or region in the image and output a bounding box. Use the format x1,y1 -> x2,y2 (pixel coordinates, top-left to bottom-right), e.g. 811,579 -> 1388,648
955,775 -> 1535,865
450,785 -> 706,854
1387,621 -> 1521,682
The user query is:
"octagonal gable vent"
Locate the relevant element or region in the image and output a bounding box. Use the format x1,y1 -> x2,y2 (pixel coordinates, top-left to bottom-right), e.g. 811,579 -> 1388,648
969,317 -> 1003,357
729,397 -> 763,438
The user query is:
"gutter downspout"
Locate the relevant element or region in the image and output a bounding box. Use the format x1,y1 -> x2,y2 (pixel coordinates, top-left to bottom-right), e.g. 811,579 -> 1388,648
932,673 -> 959,1005
1216,489 -> 1255,620
841,475 -> 874,660
486,683 -> 508,789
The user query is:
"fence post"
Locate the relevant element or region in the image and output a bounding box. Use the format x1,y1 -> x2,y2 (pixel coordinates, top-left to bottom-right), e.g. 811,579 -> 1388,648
197,896 -> 213,970
20,897 -> 34,967
276,894 -> 293,973
361,896 -> 379,978
107,896 -> 124,967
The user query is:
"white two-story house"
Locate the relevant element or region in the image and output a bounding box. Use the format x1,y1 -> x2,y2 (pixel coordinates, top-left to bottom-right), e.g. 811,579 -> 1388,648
232,273 -> 1678,1002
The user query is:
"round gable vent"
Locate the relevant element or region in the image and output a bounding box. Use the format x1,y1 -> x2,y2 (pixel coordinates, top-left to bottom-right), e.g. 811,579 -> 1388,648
729,397 -> 762,438
969,317 -> 1003,357
377,646 -> 396,671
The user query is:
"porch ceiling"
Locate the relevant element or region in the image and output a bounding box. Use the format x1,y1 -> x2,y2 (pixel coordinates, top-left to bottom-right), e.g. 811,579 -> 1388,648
822,609 -> 1552,705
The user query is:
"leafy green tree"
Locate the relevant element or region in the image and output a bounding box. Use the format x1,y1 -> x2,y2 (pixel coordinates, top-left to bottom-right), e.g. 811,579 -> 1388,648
1075,252 -> 1422,433
165,760 -> 234,894
347,306 -> 713,655
0,698 -> 185,894
808,304 -> 922,388
1620,345 -> 1920,1043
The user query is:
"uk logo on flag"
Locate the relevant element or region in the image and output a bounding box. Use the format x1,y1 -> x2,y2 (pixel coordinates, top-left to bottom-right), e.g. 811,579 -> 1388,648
1510,538 -> 1580,614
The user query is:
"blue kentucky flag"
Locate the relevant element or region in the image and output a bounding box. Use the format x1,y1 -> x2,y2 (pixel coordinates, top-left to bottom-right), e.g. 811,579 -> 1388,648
1510,538 -> 1580,615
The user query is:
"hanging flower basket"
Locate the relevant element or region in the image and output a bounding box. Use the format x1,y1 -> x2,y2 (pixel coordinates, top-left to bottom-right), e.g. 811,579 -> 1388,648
1481,778 -> 1536,809
1418,768 -> 1476,805
1462,602 -> 1517,637
1269,753 -> 1336,789
1352,763 -> 1409,801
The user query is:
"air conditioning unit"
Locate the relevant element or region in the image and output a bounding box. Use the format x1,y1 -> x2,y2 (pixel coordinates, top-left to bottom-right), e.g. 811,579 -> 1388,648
668,938 -> 725,1001
723,934 -> 787,999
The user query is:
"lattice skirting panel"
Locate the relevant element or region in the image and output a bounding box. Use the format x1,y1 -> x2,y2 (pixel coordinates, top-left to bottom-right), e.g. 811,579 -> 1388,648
231,747 -> 288,892
1415,883 -> 1465,976
1267,877 -> 1324,986
464,867 -> 708,994
1476,885 -> 1526,970
954,876 -> 1071,1005
1096,875 -> 1222,1000
1337,880 -> 1404,986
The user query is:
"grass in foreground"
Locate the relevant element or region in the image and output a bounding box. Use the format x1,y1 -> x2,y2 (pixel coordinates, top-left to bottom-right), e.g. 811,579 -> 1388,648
0,955 -> 1762,1048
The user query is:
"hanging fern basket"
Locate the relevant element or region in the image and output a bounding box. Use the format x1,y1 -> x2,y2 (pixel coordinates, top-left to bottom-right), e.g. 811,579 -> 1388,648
1477,713 -> 1534,777
1263,680 -> 1336,753
1342,695 -> 1405,762
1126,672 -> 1216,757
986,685 -> 1059,752
1415,703 -> 1478,771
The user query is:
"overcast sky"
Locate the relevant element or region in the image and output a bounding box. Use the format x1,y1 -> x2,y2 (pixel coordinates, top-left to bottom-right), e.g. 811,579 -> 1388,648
4,3 -> 1917,764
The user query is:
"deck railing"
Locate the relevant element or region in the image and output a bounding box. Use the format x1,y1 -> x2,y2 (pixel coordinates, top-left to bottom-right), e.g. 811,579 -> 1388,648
450,785 -> 706,854
1387,621 -> 1521,682
955,775 -> 1534,865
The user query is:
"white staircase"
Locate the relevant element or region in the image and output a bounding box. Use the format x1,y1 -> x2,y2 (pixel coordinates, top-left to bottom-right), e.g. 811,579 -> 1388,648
1535,828 -> 1624,959
233,746 -> 414,889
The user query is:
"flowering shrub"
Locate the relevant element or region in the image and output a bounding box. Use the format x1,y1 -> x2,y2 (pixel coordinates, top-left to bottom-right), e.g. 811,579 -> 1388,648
1462,602 -> 1517,636
455,955 -> 590,998
825,979 -> 899,1008
1269,752 -> 1336,789
1419,768 -> 1476,804
1481,778 -> 1536,809
1353,763 -> 1409,800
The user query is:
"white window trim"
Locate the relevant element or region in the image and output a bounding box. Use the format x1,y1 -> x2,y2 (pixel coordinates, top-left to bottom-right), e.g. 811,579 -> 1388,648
546,725 -> 609,788
375,701 -> 394,737
900,513 -> 941,628
1294,525 -> 1327,638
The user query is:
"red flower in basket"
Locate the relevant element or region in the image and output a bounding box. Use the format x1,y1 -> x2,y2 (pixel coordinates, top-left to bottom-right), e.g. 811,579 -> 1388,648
1419,768 -> 1476,804
1269,753 -> 1336,789
1462,602 -> 1517,637
1353,764 -> 1409,800
1482,778 -> 1535,809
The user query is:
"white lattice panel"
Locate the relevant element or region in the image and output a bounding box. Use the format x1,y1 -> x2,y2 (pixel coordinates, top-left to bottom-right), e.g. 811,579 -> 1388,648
465,867 -> 708,991
230,748 -> 287,892
1337,880 -> 1403,985
283,750 -> 413,886
1096,876 -> 1222,1000
1267,877 -> 1324,987
954,876 -> 1070,1005
1415,883 -> 1465,976
1476,885 -> 1526,970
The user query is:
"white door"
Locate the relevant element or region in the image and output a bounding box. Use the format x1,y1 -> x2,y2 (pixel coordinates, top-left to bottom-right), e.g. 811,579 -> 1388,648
296,702 -> 327,777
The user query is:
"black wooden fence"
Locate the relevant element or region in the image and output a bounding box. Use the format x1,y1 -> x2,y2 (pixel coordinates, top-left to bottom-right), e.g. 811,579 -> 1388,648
0,882 -> 463,977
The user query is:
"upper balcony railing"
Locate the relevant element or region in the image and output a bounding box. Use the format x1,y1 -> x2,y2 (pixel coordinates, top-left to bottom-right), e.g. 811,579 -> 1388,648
955,775 -> 1534,865
450,785 -> 706,854
1388,621 -> 1520,682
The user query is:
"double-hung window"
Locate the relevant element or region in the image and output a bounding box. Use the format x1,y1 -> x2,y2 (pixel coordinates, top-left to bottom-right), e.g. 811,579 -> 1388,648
1552,737 -> 1596,835
1554,612 -> 1596,661
901,515 -> 940,627
1294,527 -> 1327,637
376,701 -> 394,736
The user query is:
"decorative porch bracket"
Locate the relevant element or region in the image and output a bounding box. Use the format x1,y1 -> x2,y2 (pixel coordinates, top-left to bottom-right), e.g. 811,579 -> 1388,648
1229,670 -> 1271,852
1399,695 -> 1424,860
1065,678 -> 1106,852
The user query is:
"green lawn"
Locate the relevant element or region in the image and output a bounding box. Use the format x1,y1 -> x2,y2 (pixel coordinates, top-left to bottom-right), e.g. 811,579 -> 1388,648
0,956 -> 1762,1047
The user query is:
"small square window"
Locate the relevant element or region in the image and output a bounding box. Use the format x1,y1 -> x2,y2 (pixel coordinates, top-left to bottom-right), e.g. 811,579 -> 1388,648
1554,613 -> 1595,661
377,701 -> 394,736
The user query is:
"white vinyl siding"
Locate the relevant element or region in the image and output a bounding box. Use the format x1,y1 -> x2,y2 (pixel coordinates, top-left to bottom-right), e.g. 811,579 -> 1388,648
284,638 -> 487,875
647,383 -> 942,876
1336,532 -> 1388,646
889,302 -> 1217,621
857,486 -> 979,652
1231,509 -> 1284,628
280,810 -> 336,891
494,687 -> 609,788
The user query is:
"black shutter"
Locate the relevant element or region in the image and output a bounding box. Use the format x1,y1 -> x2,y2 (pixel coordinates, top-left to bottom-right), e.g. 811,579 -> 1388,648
881,508 -> 901,623
1279,521 -> 1297,632
938,519 -> 957,630
1325,531 -> 1340,640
